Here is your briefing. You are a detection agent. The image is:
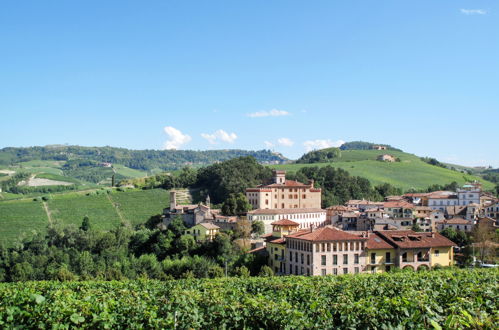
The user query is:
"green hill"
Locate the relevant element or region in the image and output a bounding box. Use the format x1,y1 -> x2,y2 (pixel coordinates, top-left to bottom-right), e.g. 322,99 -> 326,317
272,149 -> 495,191
0,188 -> 170,247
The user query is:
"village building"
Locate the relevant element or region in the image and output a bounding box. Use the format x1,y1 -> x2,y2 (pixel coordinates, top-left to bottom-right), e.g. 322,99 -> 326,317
345,200 -> 383,212
371,145 -> 387,150
435,217 -> 474,232
185,222 -> 220,242
246,170 -> 321,210
383,200 -> 415,218
374,231 -> 455,270
484,202 -> 499,220
457,183 -> 481,206
427,191 -> 459,211
247,208 -> 327,234
284,227 -> 368,276
163,191 -> 218,227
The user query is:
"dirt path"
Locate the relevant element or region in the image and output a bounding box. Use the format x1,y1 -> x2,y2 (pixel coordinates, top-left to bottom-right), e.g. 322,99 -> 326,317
106,194 -> 128,225
42,201 -> 54,224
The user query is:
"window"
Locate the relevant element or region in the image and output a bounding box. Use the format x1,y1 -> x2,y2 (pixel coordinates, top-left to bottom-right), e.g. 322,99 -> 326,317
295,252 -> 298,262
343,268 -> 348,274
289,251 -> 293,262
354,267 -> 359,274
333,243 -> 337,252
333,268 -> 338,275
301,253 -> 304,264
354,254 -> 359,264
435,250 -> 439,257
370,253 -> 376,264
371,266 -> 376,274
274,254 -> 278,260
402,252 -> 408,262
333,255 -> 338,265
295,265 -> 298,274
386,265 -> 391,272
343,254 -> 348,265
321,255 -> 326,266
321,269 -> 326,276
386,252 -> 391,263
316,244 -> 319,252
307,254 -> 310,265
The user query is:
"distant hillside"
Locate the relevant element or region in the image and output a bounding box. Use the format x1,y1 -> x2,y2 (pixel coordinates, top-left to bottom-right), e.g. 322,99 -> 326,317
340,141 -> 402,151
272,149 -> 495,191
0,146 -> 288,170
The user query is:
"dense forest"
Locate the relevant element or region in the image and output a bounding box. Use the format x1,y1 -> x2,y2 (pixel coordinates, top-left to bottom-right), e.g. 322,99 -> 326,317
296,147 -> 341,164
0,216 -> 266,281
0,146 -> 288,170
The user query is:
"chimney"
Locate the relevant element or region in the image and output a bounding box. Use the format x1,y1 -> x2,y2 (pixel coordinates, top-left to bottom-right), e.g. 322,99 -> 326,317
309,179 -> 315,187
170,191 -> 177,210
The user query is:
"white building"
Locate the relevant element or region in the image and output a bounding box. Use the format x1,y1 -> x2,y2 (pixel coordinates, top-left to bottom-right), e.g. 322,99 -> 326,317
247,208 -> 327,234
457,184 -> 481,206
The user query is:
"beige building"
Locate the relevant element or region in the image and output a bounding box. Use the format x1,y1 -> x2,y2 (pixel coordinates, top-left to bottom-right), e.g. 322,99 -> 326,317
246,170 -> 321,210
285,227 -> 368,276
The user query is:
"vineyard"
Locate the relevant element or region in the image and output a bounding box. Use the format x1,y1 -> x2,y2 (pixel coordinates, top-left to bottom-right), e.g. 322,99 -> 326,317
0,268 -> 497,328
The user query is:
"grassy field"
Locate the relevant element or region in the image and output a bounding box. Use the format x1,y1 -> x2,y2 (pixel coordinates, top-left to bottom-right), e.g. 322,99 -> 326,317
34,173 -> 82,184
272,150 -> 495,191
0,200 -> 48,246
48,194 -> 122,230
112,164 -> 148,178
108,189 -> 169,226
0,189 -> 169,247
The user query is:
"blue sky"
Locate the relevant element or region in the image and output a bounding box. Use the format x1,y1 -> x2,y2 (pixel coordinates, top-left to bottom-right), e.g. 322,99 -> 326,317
0,1 -> 498,166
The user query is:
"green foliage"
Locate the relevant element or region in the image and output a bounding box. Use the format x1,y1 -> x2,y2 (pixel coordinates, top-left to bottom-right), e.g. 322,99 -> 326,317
296,147 -> 341,164
258,265 -> 275,277
7,270 -> 494,328
251,221 -> 265,236
195,156 -> 273,204
222,193 -> 251,216
292,165 -> 398,206
80,216 -> 91,231
421,157 -> 447,168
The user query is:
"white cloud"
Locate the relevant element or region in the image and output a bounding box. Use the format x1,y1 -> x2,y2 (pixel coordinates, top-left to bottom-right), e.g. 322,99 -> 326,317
277,138 -> 294,147
201,129 -> 238,144
303,139 -> 345,152
247,109 -> 290,118
163,126 -> 191,150
264,141 -> 274,149
460,9 -> 487,15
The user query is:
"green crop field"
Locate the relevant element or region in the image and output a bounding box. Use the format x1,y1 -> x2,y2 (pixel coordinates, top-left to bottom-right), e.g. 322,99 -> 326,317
0,200 -> 48,246
0,268 -> 497,328
109,188 -> 169,226
47,194 -> 122,230
272,150 -> 495,191
0,189 -> 169,246
112,164 -> 148,178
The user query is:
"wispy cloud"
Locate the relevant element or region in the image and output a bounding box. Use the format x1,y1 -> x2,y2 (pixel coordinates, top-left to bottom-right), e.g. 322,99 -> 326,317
163,126 -> 191,150
264,141 -> 274,149
247,109 -> 290,118
460,9 -> 487,15
201,129 -> 238,144
277,138 -> 294,147
303,139 -> 345,152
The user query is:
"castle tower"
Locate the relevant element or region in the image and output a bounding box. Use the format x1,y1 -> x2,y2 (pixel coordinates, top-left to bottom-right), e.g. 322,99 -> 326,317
170,191 -> 177,210
273,170 -> 286,184
206,195 -> 211,208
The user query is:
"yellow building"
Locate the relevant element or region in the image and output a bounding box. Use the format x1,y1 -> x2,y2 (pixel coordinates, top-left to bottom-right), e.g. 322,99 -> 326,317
185,222 -> 220,242
374,231 -> 455,270
265,219 -> 302,275
366,233 -> 396,273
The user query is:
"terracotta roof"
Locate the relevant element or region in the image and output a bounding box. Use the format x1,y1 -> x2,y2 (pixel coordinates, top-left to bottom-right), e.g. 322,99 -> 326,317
269,238 -> 286,244
436,217 -> 471,225
376,230 -> 456,248
384,201 -> 415,209
198,222 -> 220,230
248,208 -> 325,215
341,212 -> 360,218
445,206 -> 467,216
271,219 -> 300,226
289,226 -> 367,242
366,232 -> 394,249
